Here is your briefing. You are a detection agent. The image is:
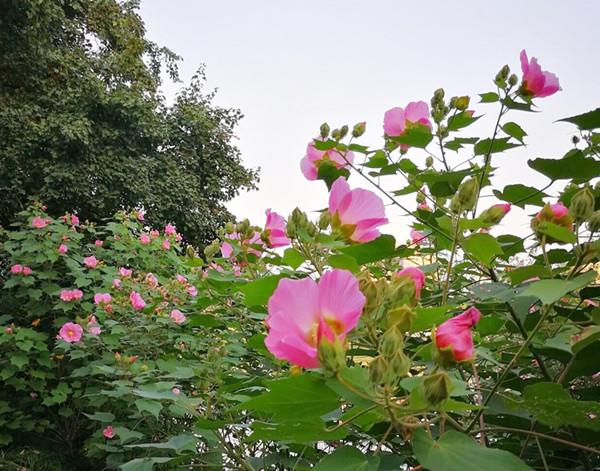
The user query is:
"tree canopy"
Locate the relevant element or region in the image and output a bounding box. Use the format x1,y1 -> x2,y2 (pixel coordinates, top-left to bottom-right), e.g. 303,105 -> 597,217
0,0 -> 258,247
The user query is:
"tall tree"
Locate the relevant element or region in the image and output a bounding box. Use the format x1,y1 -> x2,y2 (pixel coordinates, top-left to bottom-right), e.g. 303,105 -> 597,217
0,0 -> 258,246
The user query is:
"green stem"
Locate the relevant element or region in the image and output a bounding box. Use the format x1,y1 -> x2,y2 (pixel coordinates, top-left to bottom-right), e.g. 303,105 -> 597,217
442,215 -> 461,304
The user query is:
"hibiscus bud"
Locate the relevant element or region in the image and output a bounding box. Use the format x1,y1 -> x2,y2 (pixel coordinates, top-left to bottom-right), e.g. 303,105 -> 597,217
454,96 -> 470,111
358,272 -> 384,318
237,219 -> 250,234
387,305 -> 416,332
306,222 -> 318,237
225,222 -> 235,234
352,121 -> 366,138
508,73 -> 518,87
416,191 -> 426,204
424,371 -> 452,406
318,211 -> 331,230
317,337 -> 346,376
425,155 -> 434,168
495,64 -> 510,87
204,240 -> 220,259
379,325 -> 404,358
339,125 -> 349,140
331,128 -> 341,140
286,219 -> 297,238
389,351 -> 410,378
369,355 -> 390,386
290,208 -> 309,234
580,241 -> 599,265
572,135 -> 580,145
588,211 -> 600,233
320,122 -> 330,139
479,203 -> 511,225
432,88 -> 445,104
451,178 -> 479,213
570,187 -> 595,220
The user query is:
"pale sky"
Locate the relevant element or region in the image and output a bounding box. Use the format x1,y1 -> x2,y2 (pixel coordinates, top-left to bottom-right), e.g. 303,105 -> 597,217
139,0 -> 600,242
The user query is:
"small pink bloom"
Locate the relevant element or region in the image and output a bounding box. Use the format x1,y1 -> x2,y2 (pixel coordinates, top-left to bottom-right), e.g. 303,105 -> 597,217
31,216 -> 49,229
94,293 -> 112,305
164,223 -> 177,235
520,50 -> 560,98
119,267 -> 132,278
83,256 -> 98,268
328,177 -> 388,243
187,286 -> 197,297
233,264 -> 242,277
265,269 -> 366,368
94,239 -> 103,247
264,209 -> 291,248
418,202 -> 431,211
145,273 -> 159,287
383,101 -> 432,139
161,239 -> 170,250
584,299 -> 599,308
175,274 -> 187,284
410,229 -> 426,246
59,322 -> 83,343
171,387 -> 181,395
150,229 -> 160,238
209,262 -> 224,273
395,267 -> 426,299
435,307 -> 481,362
494,203 -> 512,215
170,309 -> 186,324
300,139 -> 355,181
58,244 -> 68,254
102,425 -> 115,439
220,241 -> 234,258
112,278 -> 122,288
175,233 -> 183,242
87,315 -> 101,336
70,214 -> 79,226
135,210 -> 145,221
5,327 -> 13,334
71,289 -> 83,300
22,266 -> 33,276
129,291 -> 146,311
139,233 -> 151,245
10,264 -> 23,275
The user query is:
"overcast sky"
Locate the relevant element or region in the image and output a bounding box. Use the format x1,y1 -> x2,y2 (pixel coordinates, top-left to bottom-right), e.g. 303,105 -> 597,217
139,0 -> 600,241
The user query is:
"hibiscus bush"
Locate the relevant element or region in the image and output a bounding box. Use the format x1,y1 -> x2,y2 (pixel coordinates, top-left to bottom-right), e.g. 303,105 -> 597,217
2,50 -> 600,470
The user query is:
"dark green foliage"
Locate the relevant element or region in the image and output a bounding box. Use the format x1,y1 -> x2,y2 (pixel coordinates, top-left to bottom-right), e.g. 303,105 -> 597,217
0,0 -> 258,247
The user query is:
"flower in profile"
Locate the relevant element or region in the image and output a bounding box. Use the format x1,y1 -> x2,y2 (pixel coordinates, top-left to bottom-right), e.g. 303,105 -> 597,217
175,274 -> 187,284
383,101 -> 432,139
139,233 -> 151,245
434,307 -> 481,362
480,203 -> 511,225
83,256 -> 98,268
418,201 -> 432,212
265,269 -> 366,368
102,425 -> 115,439
10,264 -> 23,275
87,315 -> 102,336
532,202 -> 573,240
58,244 -> 68,254
520,50 -> 560,98
164,223 -> 177,235
31,216 -> 49,229
94,293 -> 112,305
300,139 -> 354,181
119,267 -> 132,278
59,322 -> 83,343
170,309 -> 186,324
134,210 -> 145,221
410,229 -> 426,246
112,278 -> 121,288
94,239 -> 103,247
328,177 -> 388,243
22,266 -> 33,276
395,267 -> 426,299
264,209 -> 291,248
129,291 -> 146,311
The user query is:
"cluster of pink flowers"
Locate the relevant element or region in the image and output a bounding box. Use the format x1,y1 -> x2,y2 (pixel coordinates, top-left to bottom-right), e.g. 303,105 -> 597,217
265,269 -> 365,368
328,177 -> 388,243
60,289 -> 84,302
300,139 -> 355,181
10,264 -> 33,276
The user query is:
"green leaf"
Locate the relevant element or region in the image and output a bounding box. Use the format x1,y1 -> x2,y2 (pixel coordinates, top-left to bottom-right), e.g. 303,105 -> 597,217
134,399 -> 162,419
559,108 -> 600,130
474,137 -> 520,156
282,248 -> 306,269
419,169 -> 472,197
523,382 -> 600,431
363,151 -> 388,169
444,137 -> 479,152
519,271 -> 596,305
447,111 -> 479,132
461,233 -> 503,267
528,149 -> 600,180
392,124 -> 434,148
314,446 -> 380,471
241,275 -> 285,306
126,433 -> 198,452
493,184 -> 547,208
505,265 -> 552,285
535,221 -> 577,243
411,306 -> 456,332
338,235 -> 398,264
479,92 -> 499,103
250,419 -> 347,443
119,457 -> 173,471
238,375 -> 339,421
502,122 -> 527,143
83,411 -> 115,422
328,254 -> 360,273
412,429 -> 532,471
313,140 -> 337,151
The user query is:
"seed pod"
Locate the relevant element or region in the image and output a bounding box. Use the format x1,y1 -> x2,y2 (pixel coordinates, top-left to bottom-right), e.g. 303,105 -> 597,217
317,337 -> 346,376
379,325 -> 404,358
424,371 -> 452,406
570,187 -> 595,220
320,122 -> 330,139
389,351 -> 410,378
369,355 -> 390,386
588,210 -> 600,233
352,121 -> 366,138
